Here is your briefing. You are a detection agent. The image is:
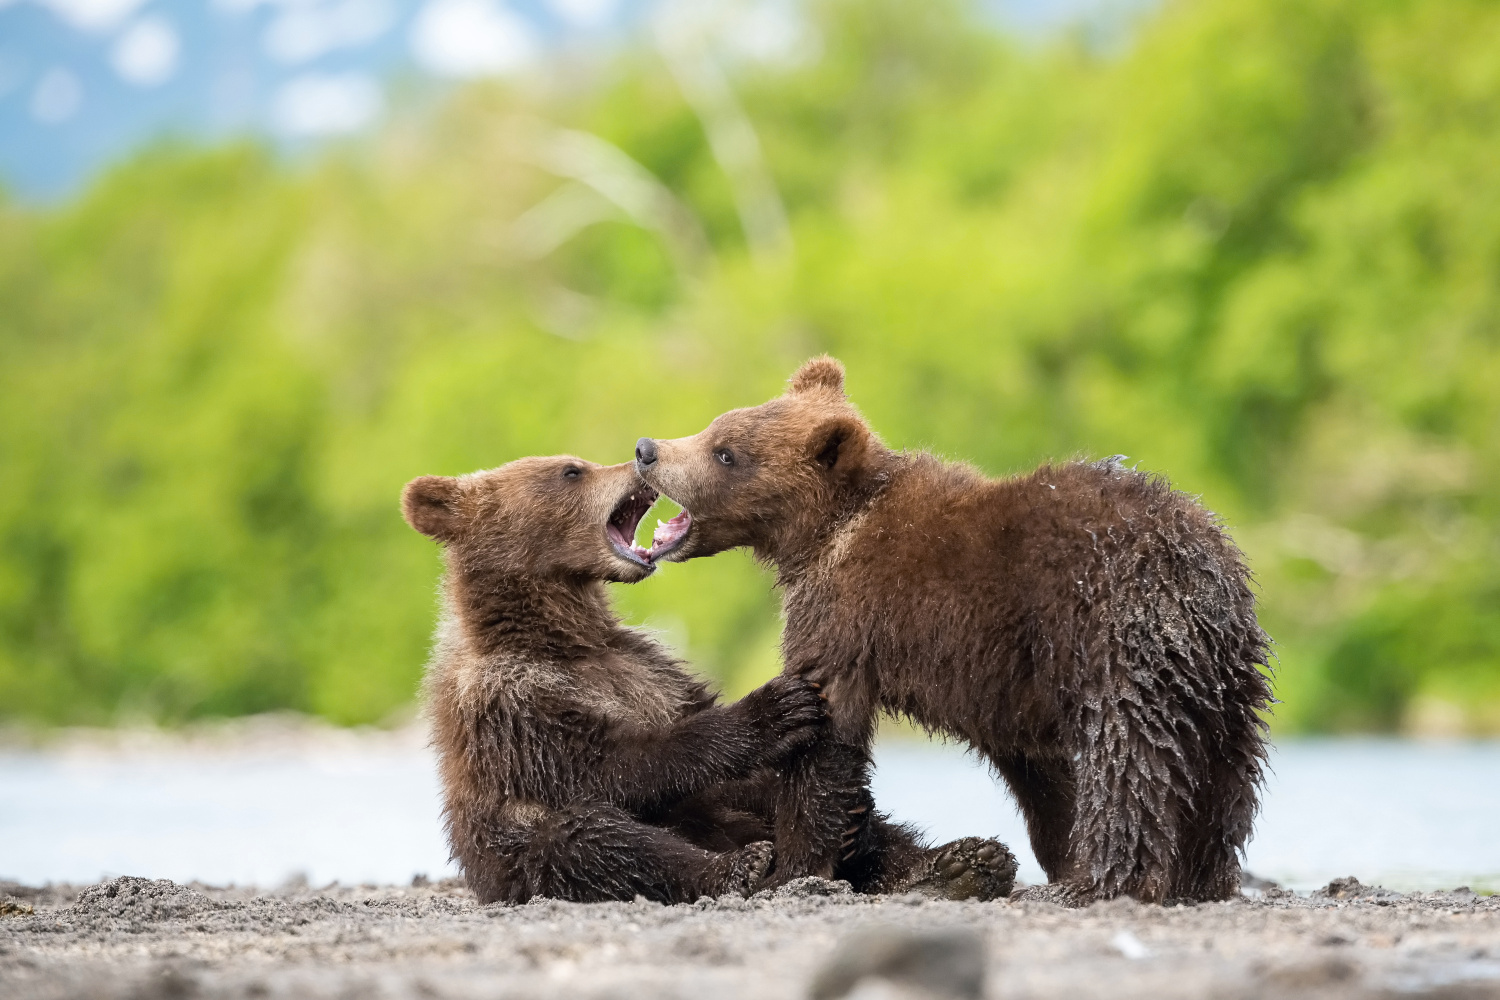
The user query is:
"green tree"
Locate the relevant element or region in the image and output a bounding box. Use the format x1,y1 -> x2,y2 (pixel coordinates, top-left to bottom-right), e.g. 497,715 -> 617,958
2,0 -> 1498,732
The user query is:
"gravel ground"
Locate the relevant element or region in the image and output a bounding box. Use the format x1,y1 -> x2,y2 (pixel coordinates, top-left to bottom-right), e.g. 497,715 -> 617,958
2,876 -> 1497,999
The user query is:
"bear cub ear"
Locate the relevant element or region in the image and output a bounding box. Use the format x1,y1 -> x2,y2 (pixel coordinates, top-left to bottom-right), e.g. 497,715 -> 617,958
789,355 -> 846,396
403,475 -> 463,542
808,417 -> 869,480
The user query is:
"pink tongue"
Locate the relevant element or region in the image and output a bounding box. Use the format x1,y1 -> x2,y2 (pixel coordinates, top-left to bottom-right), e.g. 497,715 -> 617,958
652,514 -> 688,548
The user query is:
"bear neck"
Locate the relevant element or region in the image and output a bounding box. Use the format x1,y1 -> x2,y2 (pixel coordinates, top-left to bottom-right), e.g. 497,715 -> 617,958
447,560 -> 619,657
765,447 -> 901,584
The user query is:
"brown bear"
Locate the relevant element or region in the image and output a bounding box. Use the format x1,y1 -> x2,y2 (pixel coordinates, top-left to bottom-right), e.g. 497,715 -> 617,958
633,358 -> 1273,903
402,454 -> 1017,904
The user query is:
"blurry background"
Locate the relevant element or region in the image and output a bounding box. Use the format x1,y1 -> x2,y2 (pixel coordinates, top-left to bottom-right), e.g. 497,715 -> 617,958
2,0 -> 1498,890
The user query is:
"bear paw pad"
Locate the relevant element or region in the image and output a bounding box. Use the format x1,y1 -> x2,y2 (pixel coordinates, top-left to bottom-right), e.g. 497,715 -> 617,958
904,837 -> 1018,902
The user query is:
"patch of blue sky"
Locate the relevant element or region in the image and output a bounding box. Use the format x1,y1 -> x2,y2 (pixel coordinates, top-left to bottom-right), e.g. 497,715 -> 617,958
0,0 -> 1136,201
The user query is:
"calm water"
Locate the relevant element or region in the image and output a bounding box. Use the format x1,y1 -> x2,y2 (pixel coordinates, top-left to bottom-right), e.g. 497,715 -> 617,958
2,737 -> 1496,892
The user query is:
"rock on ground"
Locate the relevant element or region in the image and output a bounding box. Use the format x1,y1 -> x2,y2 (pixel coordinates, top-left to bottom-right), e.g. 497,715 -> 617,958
2,876 -> 1498,999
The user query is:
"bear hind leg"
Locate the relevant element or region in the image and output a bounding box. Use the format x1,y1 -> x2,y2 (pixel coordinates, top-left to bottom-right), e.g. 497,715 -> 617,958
1173,734 -> 1264,901
833,810 -> 928,894
1068,710 -> 1188,903
482,803 -> 770,905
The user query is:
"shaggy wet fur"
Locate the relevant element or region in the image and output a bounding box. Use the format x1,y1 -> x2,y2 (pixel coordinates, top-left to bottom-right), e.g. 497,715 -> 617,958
635,358 -> 1273,903
403,456 -> 1015,904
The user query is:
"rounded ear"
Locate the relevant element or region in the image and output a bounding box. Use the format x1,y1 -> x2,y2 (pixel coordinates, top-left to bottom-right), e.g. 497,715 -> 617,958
788,356 -> 846,396
807,417 -> 870,481
402,476 -> 462,541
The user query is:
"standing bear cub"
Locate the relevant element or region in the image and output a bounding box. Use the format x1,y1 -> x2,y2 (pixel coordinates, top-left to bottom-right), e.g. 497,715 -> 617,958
635,358 -> 1273,903
402,455 -> 1018,904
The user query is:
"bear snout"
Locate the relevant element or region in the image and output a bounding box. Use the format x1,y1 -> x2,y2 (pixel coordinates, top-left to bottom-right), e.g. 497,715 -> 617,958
635,438 -> 658,467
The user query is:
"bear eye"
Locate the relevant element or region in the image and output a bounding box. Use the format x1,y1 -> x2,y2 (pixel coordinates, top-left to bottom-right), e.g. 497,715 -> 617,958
562,466 -> 582,480
714,449 -> 735,467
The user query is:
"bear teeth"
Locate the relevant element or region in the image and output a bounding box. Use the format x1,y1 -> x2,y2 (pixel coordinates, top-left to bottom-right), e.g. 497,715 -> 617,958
650,511 -> 691,552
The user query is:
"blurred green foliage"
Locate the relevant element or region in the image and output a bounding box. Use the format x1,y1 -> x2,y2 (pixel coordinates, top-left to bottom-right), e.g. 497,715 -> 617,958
3,0 -> 1499,732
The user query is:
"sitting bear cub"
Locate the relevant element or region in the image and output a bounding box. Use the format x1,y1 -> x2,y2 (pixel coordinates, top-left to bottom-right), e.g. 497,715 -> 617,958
635,358 -> 1273,903
402,455 -> 1016,903
403,456 -> 818,903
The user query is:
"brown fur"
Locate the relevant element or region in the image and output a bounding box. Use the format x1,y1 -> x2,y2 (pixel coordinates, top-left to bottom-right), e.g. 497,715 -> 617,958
403,455 -> 1016,904
404,457 -> 829,904
635,358 -> 1273,903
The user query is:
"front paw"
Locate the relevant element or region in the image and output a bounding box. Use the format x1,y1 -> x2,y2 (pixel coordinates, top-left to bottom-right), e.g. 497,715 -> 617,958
700,841 -> 776,898
741,676 -> 827,754
900,838 -> 1018,902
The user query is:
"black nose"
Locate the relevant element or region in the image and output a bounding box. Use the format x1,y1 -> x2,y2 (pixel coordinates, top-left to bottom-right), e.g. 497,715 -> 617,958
635,438 -> 658,467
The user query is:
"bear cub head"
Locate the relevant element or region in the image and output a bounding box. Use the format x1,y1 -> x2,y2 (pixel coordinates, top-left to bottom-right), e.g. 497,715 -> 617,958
402,456 -> 667,584
634,356 -> 886,563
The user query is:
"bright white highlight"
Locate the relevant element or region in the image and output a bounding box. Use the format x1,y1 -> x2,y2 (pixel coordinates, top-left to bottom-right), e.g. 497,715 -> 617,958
411,0 -> 537,78
1111,930 -> 1152,960
270,71 -> 383,136
30,67 -> 83,123
264,0 -> 395,65
111,16 -> 180,87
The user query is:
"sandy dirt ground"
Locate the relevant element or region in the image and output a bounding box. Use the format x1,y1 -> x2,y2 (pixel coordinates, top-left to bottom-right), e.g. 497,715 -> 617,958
2,875 -> 1497,999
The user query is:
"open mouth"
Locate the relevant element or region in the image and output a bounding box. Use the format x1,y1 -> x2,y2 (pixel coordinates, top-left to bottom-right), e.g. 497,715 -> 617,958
607,486 -> 659,568
606,487 -> 694,567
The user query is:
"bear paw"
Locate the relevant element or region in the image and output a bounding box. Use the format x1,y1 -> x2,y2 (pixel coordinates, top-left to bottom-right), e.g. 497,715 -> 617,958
702,841 -> 776,898
902,837 -> 1017,902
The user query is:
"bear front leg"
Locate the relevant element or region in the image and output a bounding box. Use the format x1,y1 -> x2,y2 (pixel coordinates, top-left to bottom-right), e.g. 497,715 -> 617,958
596,675 -> 826,814
764,656 -> 882,884
769,736 -> 873,882
989,750 -> 1077,884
